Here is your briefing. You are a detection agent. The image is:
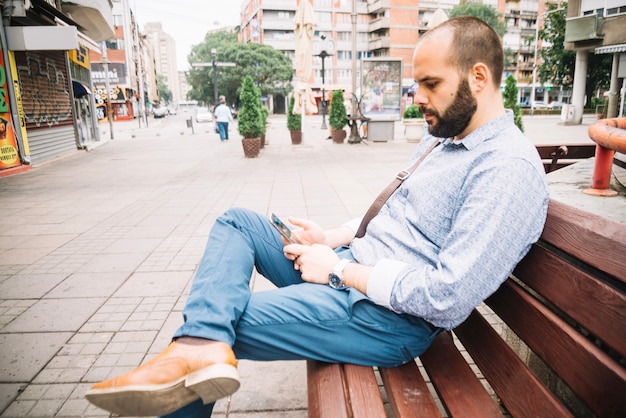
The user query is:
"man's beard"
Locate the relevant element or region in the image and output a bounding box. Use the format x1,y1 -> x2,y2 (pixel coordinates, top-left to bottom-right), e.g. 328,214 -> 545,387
421,78 -> 477,139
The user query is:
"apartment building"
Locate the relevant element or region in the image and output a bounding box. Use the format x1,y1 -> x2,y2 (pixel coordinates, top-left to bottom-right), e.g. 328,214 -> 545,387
239,0 -> 563,111
143,22 -> 181,105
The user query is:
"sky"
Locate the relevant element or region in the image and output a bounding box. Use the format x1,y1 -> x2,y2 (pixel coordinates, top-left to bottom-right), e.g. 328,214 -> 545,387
131,0 -> 242,70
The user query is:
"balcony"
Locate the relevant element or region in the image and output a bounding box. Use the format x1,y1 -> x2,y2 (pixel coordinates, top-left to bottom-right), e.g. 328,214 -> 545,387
565,14 -> 603,43
369,17 -> 390,32
61,0 -> 114,42
369,37 -> 390,50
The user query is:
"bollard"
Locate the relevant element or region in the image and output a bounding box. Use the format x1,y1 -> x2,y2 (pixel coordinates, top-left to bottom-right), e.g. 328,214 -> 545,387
584,117 -> 626,196
186,118 -> 195,135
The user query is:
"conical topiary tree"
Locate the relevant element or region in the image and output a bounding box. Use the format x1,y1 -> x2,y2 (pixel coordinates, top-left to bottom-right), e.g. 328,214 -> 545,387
328,90 -> 348,130
503,74 -> 524,132
238,75 -> 264,139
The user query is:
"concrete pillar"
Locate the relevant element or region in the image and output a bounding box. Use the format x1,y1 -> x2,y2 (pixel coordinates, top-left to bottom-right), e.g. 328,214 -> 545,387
607,53 -> 620,118
569,50 -> 588,125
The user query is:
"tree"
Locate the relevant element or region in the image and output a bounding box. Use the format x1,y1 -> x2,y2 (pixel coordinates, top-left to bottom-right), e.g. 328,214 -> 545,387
503,75 -> 524,132
186,30 -> 293,107
449,2 -> 506,36
538,3 -> 611,107
156,74 -> 172,104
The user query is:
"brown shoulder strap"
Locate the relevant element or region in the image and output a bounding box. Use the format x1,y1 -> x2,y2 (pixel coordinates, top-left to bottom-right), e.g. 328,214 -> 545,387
355,139 -> 440,238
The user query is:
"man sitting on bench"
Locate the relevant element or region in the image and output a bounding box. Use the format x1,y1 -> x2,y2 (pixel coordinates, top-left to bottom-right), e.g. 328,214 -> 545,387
86,16 -> 549,418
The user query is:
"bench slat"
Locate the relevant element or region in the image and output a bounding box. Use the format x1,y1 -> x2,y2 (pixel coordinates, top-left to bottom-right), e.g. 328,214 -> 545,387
541,200 -> 626,284
454,310 -> 573,418
514,245 -> 626,358
420,331 -> 503,417
487,280 -> 626,417
380,360 -> 442,417
343,364 -> 387,417
307,362 -> 350,418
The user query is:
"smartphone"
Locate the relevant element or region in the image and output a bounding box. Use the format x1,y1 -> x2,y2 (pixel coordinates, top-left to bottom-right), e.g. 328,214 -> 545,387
270,213 -> 299,244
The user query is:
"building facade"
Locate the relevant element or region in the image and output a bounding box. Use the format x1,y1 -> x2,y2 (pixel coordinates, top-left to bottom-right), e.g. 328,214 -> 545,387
238,0 -> 572,114
143,22 -> 180,105
0,0 -> 115,170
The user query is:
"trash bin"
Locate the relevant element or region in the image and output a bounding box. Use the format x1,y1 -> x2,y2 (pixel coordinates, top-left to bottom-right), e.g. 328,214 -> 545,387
186,118 -> 193,128
560,104 -> 575,122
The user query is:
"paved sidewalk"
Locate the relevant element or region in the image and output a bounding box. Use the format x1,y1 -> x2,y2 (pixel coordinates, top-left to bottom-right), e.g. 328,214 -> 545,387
0,113 -> 597,417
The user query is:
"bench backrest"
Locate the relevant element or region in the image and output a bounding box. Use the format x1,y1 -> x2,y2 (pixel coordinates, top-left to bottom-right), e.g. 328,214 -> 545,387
454,199 -> 626,417
535,144 -> 596,172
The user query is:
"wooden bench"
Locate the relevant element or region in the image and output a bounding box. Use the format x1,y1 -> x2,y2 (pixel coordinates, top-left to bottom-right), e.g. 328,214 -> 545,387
535,144 -> 596,173
307,199 -> 626,417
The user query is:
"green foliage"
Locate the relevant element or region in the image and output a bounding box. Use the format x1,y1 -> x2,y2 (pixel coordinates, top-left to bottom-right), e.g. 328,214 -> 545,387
537,5 -> 574,88
502,75 -> 524,132
186,30 -> 294,106
403,104 -> 423,119
156,74 -> 172,104
449,2 -> 506,36
287,96 -> 301,131
237,76 -> 264,139
260,105 -> 269,135
328,90 -> 348,130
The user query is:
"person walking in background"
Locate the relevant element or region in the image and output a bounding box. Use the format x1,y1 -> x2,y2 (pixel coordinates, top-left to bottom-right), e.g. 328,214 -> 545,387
214,96 -> 233,141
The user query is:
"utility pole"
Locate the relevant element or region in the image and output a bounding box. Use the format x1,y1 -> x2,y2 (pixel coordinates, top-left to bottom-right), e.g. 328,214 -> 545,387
348,0 -> 361,144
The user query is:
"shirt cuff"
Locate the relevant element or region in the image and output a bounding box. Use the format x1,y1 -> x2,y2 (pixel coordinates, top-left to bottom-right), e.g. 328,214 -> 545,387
343,217 -> 363,234
366,258 -> 409,312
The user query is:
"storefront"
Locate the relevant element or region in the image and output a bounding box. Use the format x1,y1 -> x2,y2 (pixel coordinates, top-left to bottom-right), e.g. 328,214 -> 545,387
91,62 -> 135,121
69,41 -> 99,147
13,50 -> 77,165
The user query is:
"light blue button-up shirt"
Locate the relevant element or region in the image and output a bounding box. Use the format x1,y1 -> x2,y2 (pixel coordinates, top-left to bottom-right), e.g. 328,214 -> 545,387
349,111 -> 549,330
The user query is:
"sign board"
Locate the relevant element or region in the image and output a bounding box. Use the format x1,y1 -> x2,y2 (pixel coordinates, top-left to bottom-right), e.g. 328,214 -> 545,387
361,58 -> 402,121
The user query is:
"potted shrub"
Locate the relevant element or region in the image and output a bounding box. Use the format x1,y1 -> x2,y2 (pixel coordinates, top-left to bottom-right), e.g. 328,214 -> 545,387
259,105 -> 269,148
238,76 -> 263,158
287,96 -> 302,144
329,90 -> 348,143
403,103 -> 426,143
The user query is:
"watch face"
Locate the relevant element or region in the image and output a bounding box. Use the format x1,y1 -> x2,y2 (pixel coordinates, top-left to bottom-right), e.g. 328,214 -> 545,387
328,273 -> 343,289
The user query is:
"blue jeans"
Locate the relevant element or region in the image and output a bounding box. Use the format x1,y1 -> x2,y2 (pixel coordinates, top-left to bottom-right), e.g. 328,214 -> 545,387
162,207 -> 439,417
217,121 -> 229,140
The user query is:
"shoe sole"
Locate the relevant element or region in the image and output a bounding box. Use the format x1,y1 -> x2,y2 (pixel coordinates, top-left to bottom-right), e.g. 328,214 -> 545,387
85,363 -> 240,416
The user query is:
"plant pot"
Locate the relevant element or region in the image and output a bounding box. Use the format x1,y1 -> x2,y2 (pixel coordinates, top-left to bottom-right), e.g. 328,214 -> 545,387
242,137 -> 261,158
403,118 -> 426,143
290,130 -> 302,144
331,128 -> 346,144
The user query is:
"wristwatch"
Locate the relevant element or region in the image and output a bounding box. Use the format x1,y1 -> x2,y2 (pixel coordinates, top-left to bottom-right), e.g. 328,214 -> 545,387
328,259 -> 351,289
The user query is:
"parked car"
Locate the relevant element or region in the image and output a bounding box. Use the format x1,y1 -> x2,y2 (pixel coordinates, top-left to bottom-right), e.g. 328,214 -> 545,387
547,101 -> 564,109
195,107 -> 213,123
531,101 -> 547,109
167,107 -> 177,115
153,106 -> 168,118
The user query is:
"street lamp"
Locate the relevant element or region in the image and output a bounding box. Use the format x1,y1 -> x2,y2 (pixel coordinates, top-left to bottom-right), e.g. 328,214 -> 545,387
211,48 -> 218,108
314,34 -> 335,130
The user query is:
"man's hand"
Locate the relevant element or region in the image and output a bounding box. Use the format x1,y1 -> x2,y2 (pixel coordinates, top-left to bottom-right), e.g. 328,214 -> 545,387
287,217 -> 326,245
283,243 -> 339,285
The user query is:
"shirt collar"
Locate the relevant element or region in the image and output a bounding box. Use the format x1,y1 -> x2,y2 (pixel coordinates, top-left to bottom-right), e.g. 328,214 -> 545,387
442,110 -> 514,150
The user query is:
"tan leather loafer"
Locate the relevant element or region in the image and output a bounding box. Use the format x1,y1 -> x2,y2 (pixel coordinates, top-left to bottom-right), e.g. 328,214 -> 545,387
85,340 -> 240,416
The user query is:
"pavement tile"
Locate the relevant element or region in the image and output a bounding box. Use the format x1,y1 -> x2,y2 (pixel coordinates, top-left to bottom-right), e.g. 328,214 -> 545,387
0,333 -> 73,382
2,298 -> 104,333
0,273 -> 68,299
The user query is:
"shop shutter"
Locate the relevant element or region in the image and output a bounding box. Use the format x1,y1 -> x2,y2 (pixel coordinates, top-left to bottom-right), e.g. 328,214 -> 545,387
13,50 -> 77,164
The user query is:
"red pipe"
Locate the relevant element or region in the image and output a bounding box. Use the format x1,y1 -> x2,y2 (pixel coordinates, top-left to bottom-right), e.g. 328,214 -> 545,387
585,117 -> 626,196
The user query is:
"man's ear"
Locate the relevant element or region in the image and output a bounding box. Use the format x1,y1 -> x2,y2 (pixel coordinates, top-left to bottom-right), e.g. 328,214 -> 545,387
469,62 -> 490,92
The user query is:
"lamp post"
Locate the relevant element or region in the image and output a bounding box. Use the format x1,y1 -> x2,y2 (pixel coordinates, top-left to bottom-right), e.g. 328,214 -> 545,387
211,48 -> 218,108
192,52 -> 235,108
316,34 -> 334,130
